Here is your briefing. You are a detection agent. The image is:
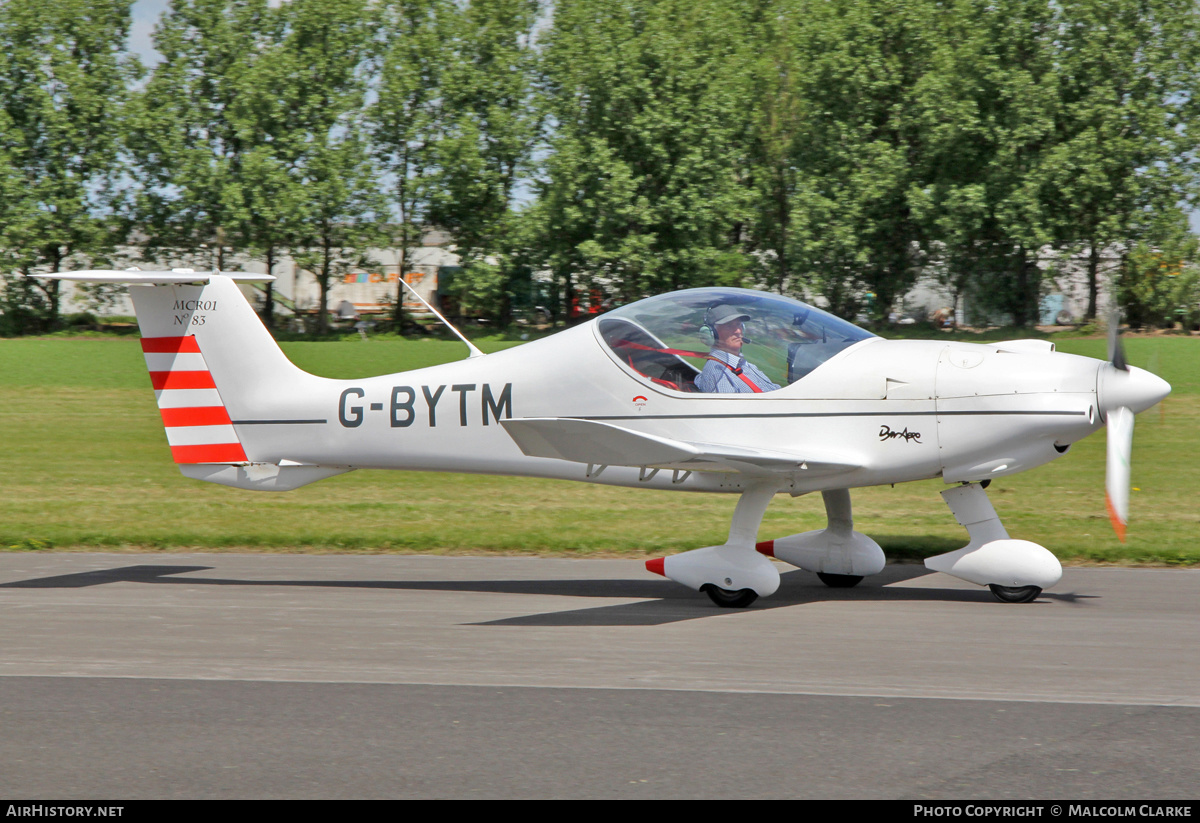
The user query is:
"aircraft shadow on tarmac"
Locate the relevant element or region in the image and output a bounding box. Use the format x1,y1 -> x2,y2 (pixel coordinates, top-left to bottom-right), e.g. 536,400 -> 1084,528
0,564 -> 1096,626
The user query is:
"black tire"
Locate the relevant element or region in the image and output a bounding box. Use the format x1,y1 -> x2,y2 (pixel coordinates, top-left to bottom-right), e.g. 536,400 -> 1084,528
988,584 -> 1042,603
817,573 -> 864,588
702,585 -> 758,608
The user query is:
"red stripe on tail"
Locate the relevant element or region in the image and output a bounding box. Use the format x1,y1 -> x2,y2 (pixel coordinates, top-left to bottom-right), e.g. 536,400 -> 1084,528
159,406 -> 232,427
141,336 -> 202,353
150,371 -> 216,390
170,443 -> 248,464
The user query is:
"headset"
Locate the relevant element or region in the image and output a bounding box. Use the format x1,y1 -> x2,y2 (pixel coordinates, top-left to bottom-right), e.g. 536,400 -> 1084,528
700,305 -> 717,348
701,304 -> 754,348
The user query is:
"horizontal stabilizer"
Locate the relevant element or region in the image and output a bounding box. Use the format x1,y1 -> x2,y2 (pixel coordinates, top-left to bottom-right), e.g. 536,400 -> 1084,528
500,417 -> 858,476
180,463 -> 352,492
27,270 -> 275,284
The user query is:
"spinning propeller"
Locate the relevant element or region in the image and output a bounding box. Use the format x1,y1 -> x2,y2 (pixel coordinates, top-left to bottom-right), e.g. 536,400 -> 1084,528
1097,311 -> 1170,541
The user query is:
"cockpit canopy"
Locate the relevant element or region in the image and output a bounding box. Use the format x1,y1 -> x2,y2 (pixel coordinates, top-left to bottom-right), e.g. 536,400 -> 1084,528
597,287 -> 876,393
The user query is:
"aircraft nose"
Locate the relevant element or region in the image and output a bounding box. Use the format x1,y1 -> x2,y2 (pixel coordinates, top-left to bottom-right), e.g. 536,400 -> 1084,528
1098,364 -> 1171,418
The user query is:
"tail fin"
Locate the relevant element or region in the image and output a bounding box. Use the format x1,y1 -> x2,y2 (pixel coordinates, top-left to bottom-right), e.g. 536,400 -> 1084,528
35,271 -> 348,491
126,272 -> 310,426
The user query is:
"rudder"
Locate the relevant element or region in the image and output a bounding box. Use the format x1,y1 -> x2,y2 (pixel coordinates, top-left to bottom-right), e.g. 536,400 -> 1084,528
139,331 -> 248,464
129,275 -> 310,427
31,270 -> 350,491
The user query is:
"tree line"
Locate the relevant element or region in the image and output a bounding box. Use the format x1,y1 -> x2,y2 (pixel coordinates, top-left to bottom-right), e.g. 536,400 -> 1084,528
2,0 -> 1199,335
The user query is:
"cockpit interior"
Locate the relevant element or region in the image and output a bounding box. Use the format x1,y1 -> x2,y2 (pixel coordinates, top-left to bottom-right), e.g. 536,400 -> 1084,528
597,287 -> 876,393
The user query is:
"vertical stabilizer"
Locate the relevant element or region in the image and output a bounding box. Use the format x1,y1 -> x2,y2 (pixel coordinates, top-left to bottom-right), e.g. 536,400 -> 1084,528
126,276 -> 328,466
31,271 -> 348,489
129,276 -> 310,426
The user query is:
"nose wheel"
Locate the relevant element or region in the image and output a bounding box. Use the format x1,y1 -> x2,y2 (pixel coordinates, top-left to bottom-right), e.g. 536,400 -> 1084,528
988,584 -> 1042,603
817,572 -> 864,588
701,584 -> 759,608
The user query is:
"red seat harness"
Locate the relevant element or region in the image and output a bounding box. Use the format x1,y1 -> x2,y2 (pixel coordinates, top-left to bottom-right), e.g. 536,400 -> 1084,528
613,340 -> 764,393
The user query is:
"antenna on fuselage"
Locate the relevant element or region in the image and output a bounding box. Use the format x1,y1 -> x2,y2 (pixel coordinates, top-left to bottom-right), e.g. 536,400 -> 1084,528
398,277 -> 485,359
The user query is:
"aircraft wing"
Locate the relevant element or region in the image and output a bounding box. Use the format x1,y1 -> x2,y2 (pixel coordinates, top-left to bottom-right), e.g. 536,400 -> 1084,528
500,417 -> 859,476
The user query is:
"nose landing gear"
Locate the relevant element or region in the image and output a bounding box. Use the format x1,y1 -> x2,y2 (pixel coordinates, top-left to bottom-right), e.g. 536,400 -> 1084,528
701,584 -> 760,608
988,584 -> 1042,604
926,483 -> 1062,602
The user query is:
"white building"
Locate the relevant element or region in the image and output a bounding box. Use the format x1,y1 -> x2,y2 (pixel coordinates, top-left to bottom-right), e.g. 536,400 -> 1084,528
896,246 -> 1122,327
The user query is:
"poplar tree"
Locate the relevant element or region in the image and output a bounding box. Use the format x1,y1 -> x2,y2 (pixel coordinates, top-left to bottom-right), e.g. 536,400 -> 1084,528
277,0 -> 384,334
0,113 -> 42,334
535,0 -> 753,314
426,0 -> 542,320
129,0 -> 272,270
906,0 -> 1061,326
0,51 -> 37,334
742,3 -> 804,296
777,0 -> 942,321
1041,0 -> 1200,320
370,0 -> 453,328
0,0 -> 139,329
226,4 -> 306,327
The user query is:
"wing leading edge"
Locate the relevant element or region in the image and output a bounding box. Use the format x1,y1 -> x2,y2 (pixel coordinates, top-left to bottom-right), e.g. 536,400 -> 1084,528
500,417 -> 859,476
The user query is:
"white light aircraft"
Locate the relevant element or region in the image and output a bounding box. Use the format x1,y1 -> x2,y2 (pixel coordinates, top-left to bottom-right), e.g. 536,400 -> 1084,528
38,270 -> 1170,607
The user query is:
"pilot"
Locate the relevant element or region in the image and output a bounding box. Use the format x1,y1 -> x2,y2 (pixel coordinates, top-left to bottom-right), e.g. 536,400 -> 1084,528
694,306 -> 781,393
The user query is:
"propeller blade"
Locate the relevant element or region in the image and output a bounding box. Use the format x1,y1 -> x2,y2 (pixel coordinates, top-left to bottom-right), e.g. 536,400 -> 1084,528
1107,309 -> 1128,371
1105,405 -> 1134,542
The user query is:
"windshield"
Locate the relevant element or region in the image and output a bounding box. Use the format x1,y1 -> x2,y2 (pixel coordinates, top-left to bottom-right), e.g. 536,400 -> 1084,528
597,287 -> 876,393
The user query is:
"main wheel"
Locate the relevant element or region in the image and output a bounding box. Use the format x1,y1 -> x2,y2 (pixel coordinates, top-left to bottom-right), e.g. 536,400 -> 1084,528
702,584 -> 758,608
817,573 -> 864,588
988,584 -> 1042,603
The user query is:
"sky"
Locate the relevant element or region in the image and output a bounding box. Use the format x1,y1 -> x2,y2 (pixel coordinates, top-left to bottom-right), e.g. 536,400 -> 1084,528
129,0 -> 1200,236
130,0 -> 168,65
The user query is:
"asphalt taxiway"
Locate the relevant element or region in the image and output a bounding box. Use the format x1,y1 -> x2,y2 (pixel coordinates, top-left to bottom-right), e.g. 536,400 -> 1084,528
1,554 -> 1197,798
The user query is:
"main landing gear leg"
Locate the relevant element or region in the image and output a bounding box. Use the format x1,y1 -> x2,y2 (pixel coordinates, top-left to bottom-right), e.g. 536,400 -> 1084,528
755,488 -> 886,587
645,481 -> 781,608
924,482 -> 1062,603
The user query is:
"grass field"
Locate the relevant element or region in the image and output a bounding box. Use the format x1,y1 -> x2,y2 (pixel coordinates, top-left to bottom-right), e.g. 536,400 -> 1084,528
2,331 -> 1197,564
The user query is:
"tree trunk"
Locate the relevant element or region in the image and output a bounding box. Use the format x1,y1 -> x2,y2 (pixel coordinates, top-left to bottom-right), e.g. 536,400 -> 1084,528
1086,243 -> 1100,322
393,173 -> 412,330
47,247 -> 63,330
316,238 -> 332,336
561,269 -> 574,324
774,167 -> 789,294
1012,248 -> 1029,327
263,246 -> 276,328
393,242 -> 407,329
317,265 -> 330,335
